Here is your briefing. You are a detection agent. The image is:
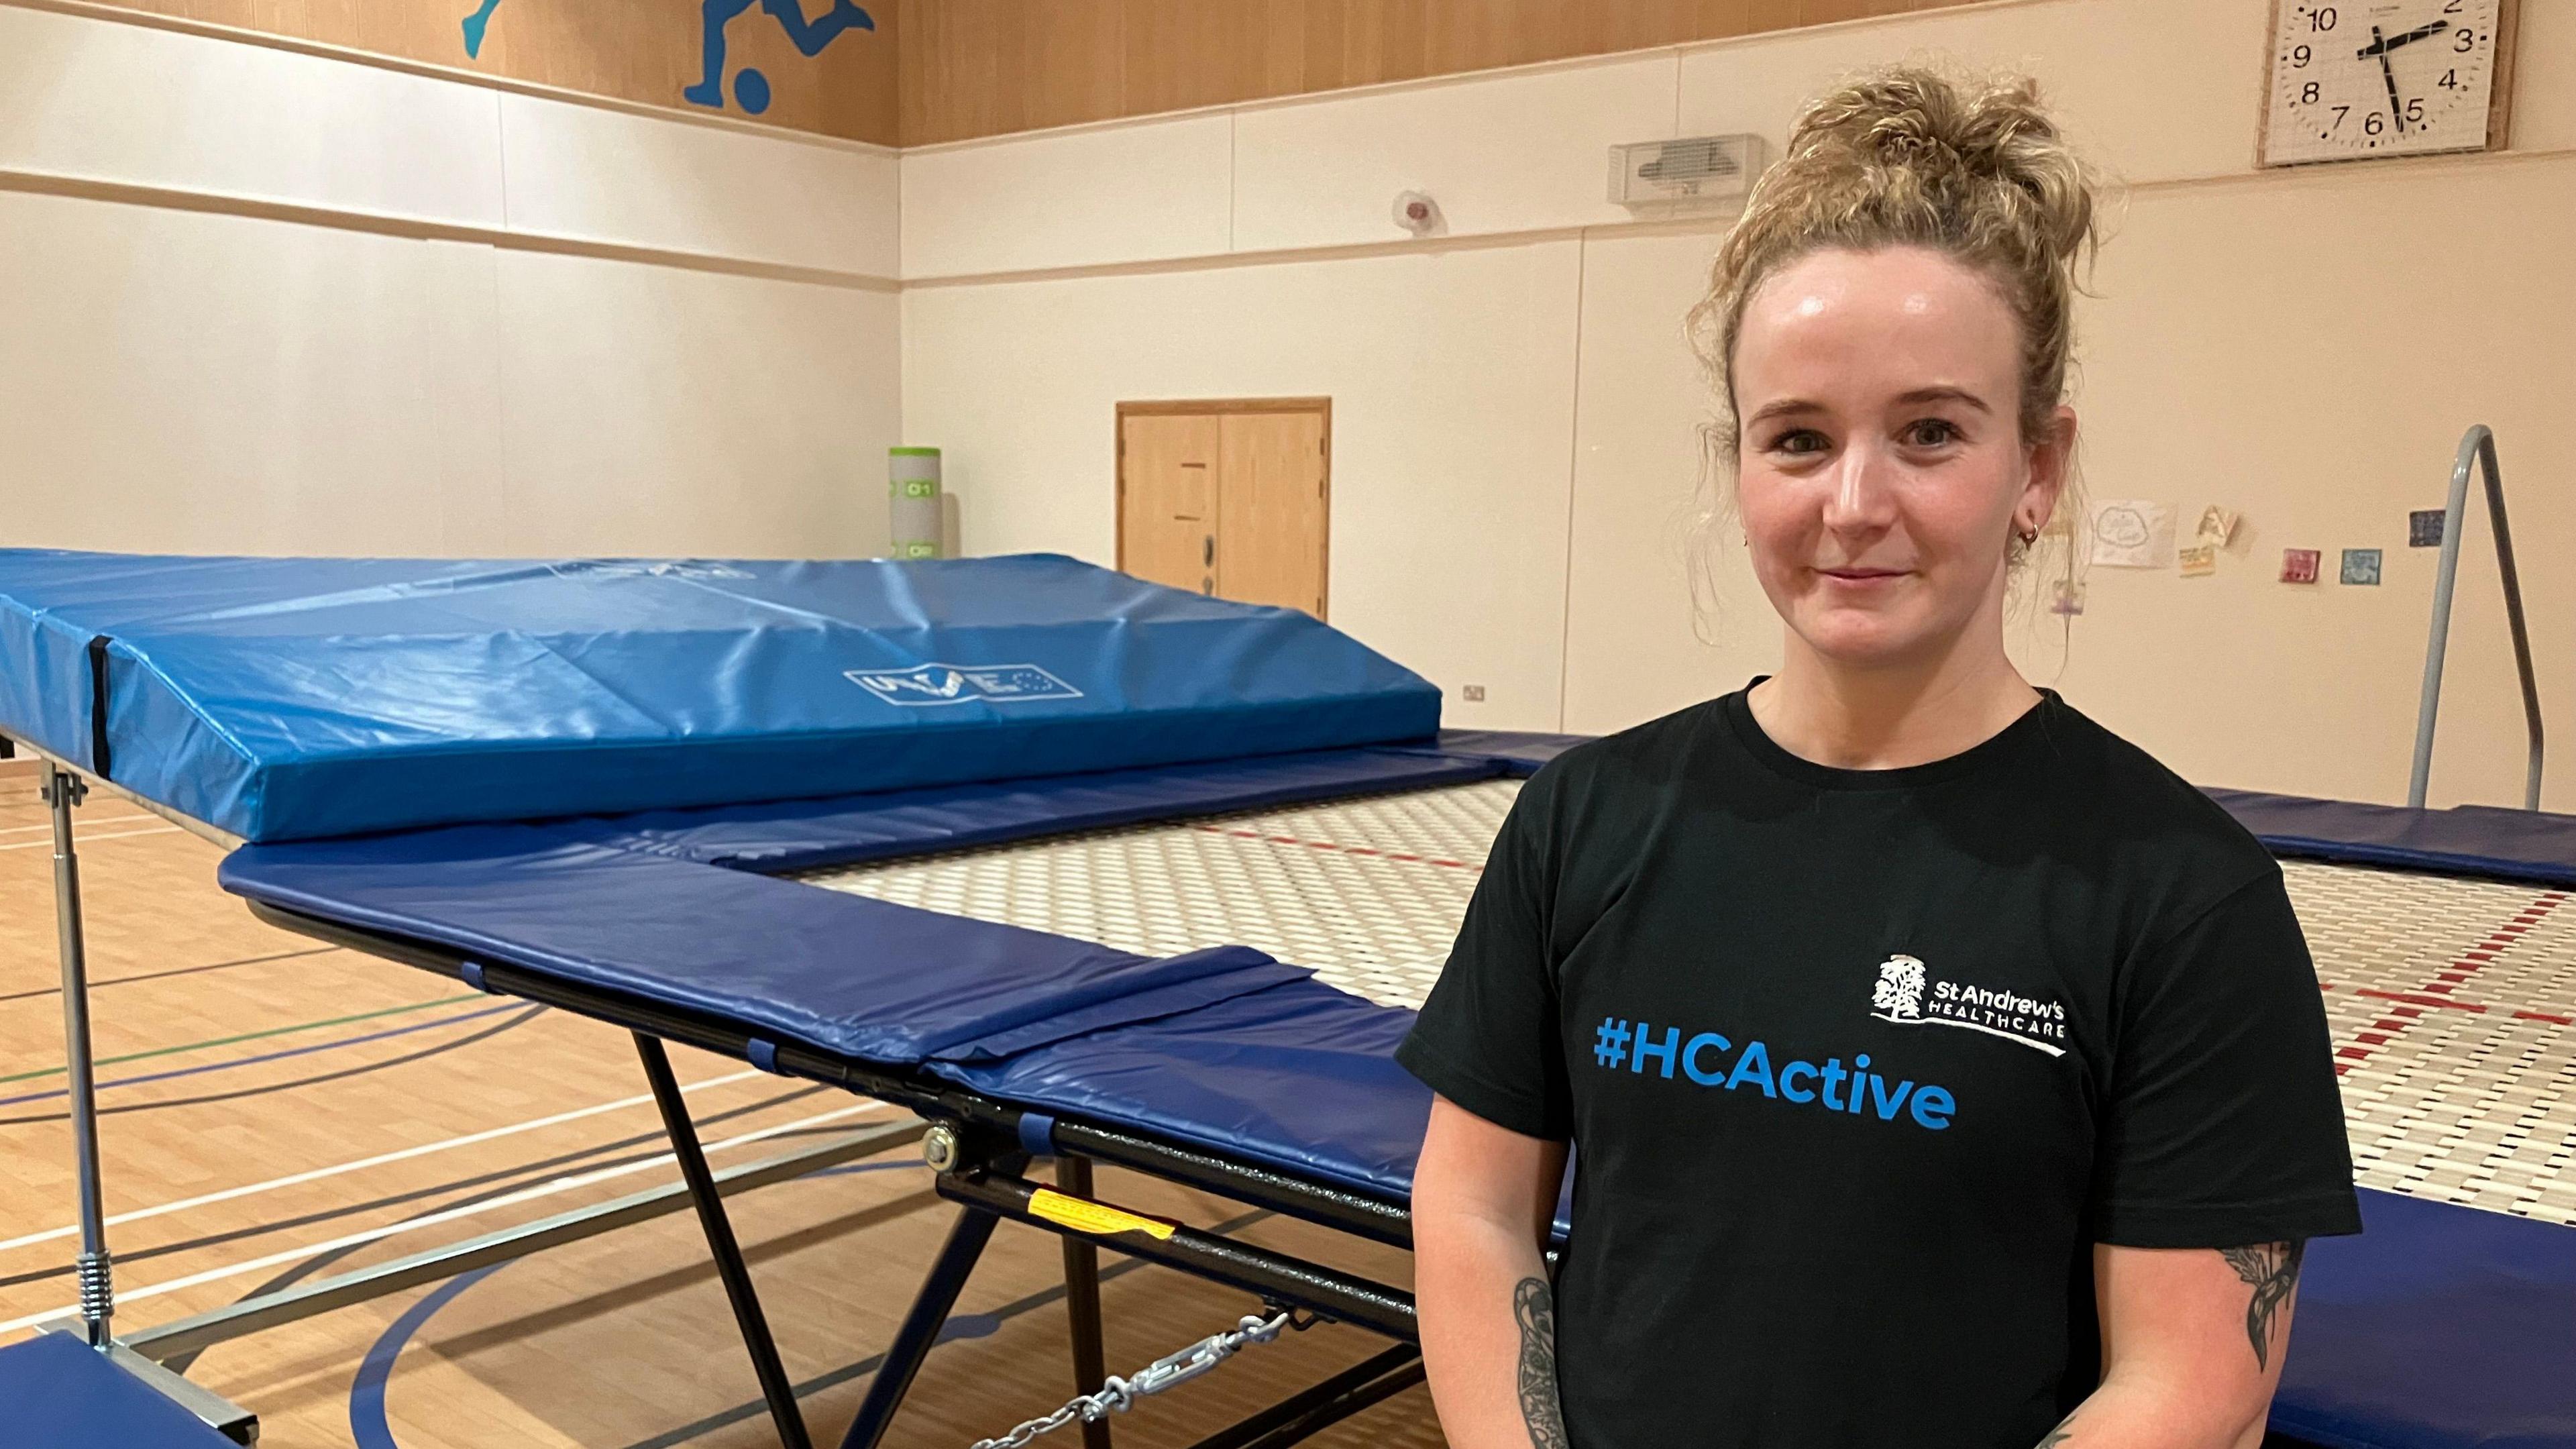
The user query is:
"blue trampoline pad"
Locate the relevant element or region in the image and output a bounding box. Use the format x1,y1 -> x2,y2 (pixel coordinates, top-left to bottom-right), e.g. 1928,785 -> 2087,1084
0,1333 -> 241,1448
2208,788 -> 2576,889
2277,1189 -> 2576,1449
224,828 -> 1307,1067
0,550 -> 1438,841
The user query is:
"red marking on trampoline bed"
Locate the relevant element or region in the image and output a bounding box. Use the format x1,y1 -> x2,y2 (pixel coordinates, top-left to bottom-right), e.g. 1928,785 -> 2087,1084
2519,1010 -> 2576,1025
2332,890 -> 2569,1076
1193,823 -> 1481,872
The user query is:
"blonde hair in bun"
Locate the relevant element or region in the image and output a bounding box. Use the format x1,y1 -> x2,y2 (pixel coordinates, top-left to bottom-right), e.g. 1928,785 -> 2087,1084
1684,65 -> 2106,610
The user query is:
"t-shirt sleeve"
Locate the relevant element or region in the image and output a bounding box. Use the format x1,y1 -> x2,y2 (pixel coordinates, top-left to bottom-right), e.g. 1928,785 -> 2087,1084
1395,773 -> 1573,1141
2090,869 -> 2363,1247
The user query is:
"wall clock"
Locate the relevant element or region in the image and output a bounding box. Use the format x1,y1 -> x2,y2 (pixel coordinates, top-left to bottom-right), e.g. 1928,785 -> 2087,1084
2262,0 -> 2518,166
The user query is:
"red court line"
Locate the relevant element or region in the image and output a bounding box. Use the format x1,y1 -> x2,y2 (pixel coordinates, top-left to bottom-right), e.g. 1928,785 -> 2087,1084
2329,891 -> 2570,1077
1191,823 -> 1483,872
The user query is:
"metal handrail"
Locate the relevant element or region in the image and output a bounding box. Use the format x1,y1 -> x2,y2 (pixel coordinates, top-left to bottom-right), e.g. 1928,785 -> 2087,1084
2408,425 -> 2543,810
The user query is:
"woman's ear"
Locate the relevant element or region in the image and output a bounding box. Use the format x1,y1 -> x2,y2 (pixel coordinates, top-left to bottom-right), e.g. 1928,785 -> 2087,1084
2021,405 -> 2078,533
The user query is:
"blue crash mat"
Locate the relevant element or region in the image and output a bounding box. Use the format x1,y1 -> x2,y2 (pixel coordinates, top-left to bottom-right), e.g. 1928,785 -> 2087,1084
0,1333 -> 242,1448
0,550 -> 1438,842
2275,1188 -> 2576,1448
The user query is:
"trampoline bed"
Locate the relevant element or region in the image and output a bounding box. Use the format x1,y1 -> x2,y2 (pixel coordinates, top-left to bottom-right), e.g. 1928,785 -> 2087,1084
5,548 -> 2573,1449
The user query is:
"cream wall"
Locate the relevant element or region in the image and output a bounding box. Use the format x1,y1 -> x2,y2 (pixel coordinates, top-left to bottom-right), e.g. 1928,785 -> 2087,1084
902,0 -> 2576,809
0,2 -> 902,560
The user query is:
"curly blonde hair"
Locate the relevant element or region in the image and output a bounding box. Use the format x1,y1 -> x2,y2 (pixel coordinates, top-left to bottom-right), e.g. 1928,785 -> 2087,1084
1684,65 -> 2107,619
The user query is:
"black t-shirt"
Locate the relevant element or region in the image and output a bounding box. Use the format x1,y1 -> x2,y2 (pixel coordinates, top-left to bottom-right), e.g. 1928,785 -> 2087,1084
1398,685 -> 2361,1449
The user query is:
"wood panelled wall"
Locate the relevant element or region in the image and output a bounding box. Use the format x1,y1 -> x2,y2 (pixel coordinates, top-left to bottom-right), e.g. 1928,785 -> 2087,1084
91,0 -> 902,143
898,0 -> 1966,146
79,0 -> 1966,148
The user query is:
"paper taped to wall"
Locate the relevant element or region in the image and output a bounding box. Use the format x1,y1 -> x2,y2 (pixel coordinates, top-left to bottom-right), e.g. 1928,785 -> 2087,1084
2089,500 -> 2174,569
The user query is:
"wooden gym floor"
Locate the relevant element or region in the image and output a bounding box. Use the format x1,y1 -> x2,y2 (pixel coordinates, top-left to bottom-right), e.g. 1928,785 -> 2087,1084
0,766 -> 1443,1449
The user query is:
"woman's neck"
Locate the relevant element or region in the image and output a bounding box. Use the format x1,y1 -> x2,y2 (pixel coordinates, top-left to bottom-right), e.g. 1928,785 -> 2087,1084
1746,633 -> 2039,771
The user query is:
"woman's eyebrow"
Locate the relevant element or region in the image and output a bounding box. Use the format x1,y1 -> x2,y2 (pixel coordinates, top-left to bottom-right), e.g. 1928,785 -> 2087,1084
1745,398 -> 1824,425
1894,386 -> 1991,413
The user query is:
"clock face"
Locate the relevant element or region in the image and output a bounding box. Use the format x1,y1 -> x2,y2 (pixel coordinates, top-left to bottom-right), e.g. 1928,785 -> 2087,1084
2263,0 -> 2508,166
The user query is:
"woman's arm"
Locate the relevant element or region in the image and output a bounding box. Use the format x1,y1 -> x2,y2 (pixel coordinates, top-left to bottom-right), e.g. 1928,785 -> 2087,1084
1413,1094 -> 1574,1449
2038,1240 -> 2306,1448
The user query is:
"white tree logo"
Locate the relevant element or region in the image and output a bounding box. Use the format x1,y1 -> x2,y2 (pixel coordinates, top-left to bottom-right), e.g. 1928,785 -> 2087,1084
1872,955 -> 1927,1020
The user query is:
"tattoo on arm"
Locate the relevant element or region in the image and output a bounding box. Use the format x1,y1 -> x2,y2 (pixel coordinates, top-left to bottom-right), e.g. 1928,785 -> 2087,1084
1511,1277 -> 1570,1449
2035,1409 -> 2079,1447
2219,1240 -> 2306,1371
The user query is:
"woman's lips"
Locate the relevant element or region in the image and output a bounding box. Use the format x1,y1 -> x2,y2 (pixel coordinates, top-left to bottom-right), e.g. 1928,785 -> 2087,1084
1817,568 -> 1908,582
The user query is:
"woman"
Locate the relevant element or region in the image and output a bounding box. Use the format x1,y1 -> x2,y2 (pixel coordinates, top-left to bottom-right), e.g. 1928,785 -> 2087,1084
1401,68 -> 2359,1449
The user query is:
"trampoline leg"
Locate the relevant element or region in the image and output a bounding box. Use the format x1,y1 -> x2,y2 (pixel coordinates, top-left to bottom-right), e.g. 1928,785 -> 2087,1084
633,1033 -> 813,1449
1056,1155 -> 1114,1449
45,766 -> 116,1349
838,1204 -> 1000,1449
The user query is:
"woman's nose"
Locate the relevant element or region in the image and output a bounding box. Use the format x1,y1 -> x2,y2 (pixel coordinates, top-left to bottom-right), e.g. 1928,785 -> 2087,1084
1821,443 -> 1899,532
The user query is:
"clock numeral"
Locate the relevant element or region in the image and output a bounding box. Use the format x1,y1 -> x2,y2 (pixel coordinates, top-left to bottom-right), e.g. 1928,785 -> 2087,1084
2308,6 -> 2337,32
2439,68 -> 2462,90
2290,43 -> 2312,68
2404,97 -> 2425,125
2453,27 -> 2476,52
2365,111 -> 2386,136
2330,104 -> 2351,131
2441,0 -> 2463,13
2299,80 -> 2320,104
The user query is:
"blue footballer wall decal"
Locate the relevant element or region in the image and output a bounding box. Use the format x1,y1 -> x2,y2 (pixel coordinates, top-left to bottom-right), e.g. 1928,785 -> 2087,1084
458,0 -> 875,117
460,0 -> 500,58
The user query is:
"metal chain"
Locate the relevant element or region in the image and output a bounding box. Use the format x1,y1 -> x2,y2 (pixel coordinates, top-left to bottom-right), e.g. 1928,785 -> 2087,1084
969,1307 -> 1302,1449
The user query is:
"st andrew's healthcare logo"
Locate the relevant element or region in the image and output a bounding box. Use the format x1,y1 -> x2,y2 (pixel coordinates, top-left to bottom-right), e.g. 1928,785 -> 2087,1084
1869,954 -> 2068,1057
845,663 -> 1083,707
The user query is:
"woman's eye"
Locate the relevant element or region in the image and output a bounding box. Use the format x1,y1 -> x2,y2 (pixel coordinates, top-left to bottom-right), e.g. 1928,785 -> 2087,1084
1903,419 -> 1960,447
1768,429 -> 1829,455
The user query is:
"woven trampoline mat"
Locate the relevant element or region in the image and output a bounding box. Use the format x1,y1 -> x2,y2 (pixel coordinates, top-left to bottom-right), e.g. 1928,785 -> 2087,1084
801,782 -> 2576,1226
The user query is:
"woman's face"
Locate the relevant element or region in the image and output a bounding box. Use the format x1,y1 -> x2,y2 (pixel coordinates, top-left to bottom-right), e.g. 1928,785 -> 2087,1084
1731,245 -> 2070,672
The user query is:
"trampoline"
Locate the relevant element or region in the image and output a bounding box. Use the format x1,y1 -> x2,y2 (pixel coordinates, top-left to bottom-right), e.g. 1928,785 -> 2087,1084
3,548 -> 2573,1449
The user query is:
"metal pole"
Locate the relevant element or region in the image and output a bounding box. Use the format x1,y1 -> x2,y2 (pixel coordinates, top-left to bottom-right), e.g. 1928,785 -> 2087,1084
2408,429 -> 2480,809
2408,426 -> 2546,811
635,1033 -> 814,1449
2477,431 -> 2544,810
44,763 -> 116,1348
839,1205 -> 1003,1449
1057,1155 -> 1115,1449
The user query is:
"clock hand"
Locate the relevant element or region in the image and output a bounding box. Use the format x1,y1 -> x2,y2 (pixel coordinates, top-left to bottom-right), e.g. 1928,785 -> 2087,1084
2369,25 -> 2407,131
2357,18 -> 2451,58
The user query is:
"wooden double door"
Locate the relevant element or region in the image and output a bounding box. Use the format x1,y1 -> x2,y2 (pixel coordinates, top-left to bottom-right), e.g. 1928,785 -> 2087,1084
1118,399 -> 1330,619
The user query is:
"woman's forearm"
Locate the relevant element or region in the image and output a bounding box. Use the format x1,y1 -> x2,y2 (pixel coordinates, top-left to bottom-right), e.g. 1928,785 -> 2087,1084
1417,1215 -> 1567,1449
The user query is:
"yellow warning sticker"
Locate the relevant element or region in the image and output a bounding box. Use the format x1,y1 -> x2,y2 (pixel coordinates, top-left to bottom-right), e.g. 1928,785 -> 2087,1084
1028,1189 -> 1176,1241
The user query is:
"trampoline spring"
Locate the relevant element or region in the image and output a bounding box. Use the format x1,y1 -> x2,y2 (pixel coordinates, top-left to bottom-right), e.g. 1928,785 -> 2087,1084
75,1250 -> 114,1325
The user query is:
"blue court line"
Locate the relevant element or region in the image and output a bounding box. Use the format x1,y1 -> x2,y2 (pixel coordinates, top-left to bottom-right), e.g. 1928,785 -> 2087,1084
347,1161 -> 924,1449
351,1263 -> 508,1448
0,1003 -> 524,1109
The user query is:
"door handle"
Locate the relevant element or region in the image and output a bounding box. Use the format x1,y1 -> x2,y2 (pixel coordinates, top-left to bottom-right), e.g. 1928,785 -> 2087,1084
1203,536 -> 1215,567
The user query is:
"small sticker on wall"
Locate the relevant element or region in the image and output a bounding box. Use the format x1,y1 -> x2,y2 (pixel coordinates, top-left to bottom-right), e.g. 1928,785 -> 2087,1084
2341,548 -> 2383,586
2281,549 -> 2322,584
2178,544 -> 2217,578
2089,500 -> 2175,569
2410,510 -> 2447,547
2048,580 -> 2086,616
2194,505 -> 2242,549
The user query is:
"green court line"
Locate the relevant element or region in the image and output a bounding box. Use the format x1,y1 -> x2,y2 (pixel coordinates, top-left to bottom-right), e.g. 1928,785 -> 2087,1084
0,993 -> 487,1086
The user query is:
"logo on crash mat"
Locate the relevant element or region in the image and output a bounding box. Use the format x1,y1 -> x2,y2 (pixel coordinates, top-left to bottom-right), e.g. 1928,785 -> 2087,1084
845,663 -> 1083,706
1870,955 -> 2067,1057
